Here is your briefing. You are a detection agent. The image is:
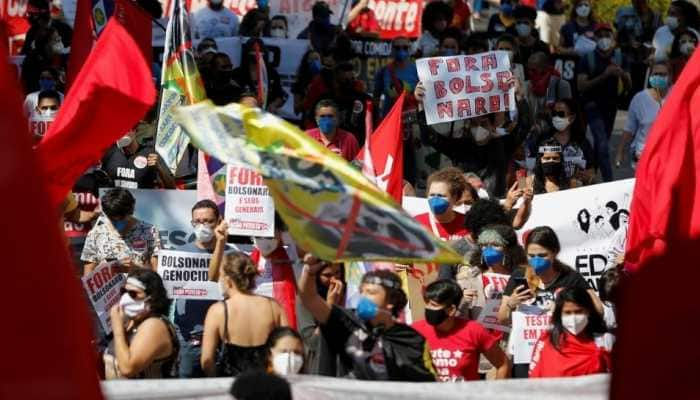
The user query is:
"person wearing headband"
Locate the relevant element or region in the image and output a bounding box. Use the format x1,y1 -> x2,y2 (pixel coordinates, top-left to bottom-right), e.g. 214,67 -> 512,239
298,254 -> 436,381
105,269 -> 179,379
528,139 -> 569,194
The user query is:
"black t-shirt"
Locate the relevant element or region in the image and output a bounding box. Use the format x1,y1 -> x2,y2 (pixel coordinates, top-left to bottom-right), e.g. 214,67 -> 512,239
101,144 -> 160,189
514,39 -> 550,68
504,264 -> 590,309
577,49 -> 626,106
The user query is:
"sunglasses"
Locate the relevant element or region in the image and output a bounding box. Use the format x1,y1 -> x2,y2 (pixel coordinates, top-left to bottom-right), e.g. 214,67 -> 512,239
552,111 -> 568,118
120,287 -> 143,299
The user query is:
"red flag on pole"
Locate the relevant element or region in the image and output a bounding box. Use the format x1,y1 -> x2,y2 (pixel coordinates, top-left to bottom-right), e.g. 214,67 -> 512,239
355,91 -> 406,203
0,22 -> 103,400
36,17 -> 156,210
624,49 -> 700,272
254,42 -> 268,109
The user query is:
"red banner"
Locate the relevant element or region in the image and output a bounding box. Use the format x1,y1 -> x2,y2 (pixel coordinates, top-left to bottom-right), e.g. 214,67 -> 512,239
369,0 -> 422,40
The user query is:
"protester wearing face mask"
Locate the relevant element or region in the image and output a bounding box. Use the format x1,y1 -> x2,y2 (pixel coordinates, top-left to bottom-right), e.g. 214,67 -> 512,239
266,327 -> 306,376
652,0 -> 700,62
669,29 -> 698,81
346,0 -> 380,38
299,254 -> 436,381
415,168 -> 470,242
105,269 -> 179,379
192,0 -> 239,39
205,53 -> 243,106
577,23 -> 631,183
416,1 -> 453,57
169,200 -> 234,378
488,0 -> 517,36
266,15 -> 289,38
201,252 -> 288,377
101,129 -> 176,189
616,61 -> 672,170
512,6 -> 550,67
292,50 -> 322,115
529,287 -> 613,377
412,280 -> 511,382
239,8 -> 269,37
615,0 -> 662,94
528,140 -> 569,194
373,36 -> 419,118
557,0 -> 596,57
21,0 -> 72,57
29,89 -> 61,143
81,188 -> 161,276
232,38 -> 286,114
495,34 -> 526,84
23,67 -> 65,116
305,99 -> 359,161
297,1 -> 338,52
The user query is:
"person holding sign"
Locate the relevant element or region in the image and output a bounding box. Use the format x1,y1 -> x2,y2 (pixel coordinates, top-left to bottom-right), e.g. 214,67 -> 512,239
105,269 -> 179,379
412,280 -> 511,382
201,253 -> 288,377
29,89 -> 60,144
415,168 -> 470,242
529,286 -> 612,377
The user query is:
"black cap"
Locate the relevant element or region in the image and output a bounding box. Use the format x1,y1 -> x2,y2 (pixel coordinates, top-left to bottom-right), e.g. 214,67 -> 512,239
312,1 -> 333,18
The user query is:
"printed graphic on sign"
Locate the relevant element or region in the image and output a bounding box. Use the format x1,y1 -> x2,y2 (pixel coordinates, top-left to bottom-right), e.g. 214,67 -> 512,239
81,261 -> 126,334
416,51 -> 516,125
225,164 -> 275,237
157,250 -> 223,300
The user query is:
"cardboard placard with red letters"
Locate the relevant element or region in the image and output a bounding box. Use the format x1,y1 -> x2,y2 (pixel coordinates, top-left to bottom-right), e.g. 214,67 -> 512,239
510,305 -> 552,364
81,261 -> 126,335
224,163 -> 275,237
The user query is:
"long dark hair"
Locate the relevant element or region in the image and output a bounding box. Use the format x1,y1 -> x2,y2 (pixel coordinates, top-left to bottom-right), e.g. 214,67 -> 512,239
533,139 -> 569,194
128,268 -> 171,317
550,286 -> 606,351
266,326 -> 303,355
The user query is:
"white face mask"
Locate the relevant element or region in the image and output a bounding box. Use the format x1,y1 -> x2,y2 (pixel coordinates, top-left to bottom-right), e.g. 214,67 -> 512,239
270,28 -> 286,38
453,204 -> 470,214
116,135 -> 133,148
665,16 -> 679,30
552,116 -> 570,131
575,4 -> 591,18
561,313 -> 588,335
680,42 -> 696,56
597,37 -> 613,51
272,352 -> 304,376
39,108 -> 57,118
254,237 -> 280,257
194,224 -> 215,243
471,126 -> 490,143
119,292 -> 149,319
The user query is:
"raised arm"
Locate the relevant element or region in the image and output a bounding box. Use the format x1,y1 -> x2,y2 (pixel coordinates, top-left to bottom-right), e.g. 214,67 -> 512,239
297,254 -> 332,324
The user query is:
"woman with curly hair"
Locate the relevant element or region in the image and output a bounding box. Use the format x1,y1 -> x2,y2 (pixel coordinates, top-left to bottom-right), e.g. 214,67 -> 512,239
201,252 -> 288,377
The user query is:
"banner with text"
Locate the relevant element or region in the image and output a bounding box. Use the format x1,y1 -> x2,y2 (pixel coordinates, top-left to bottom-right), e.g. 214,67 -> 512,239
477,272 -> 511,332
367,0 -> 422,39
81,261 -> 126,335
225,164 -> 275,237
416,51 -> 516,125
157,249 -> 223,300
520,179 -> 634,292
29,113 -> 54,138
511,306 -> 551,364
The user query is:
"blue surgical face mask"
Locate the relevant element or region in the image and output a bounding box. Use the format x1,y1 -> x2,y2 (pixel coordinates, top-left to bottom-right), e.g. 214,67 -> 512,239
428,196 -> 450,215
394,49 -> 409,61
112,219 -> 128,231
482,247 -> 505,266
356,296 -> 378,321
442,48 -> 456,56
649,74 -> 669,90
317,116 -> 336,135
529,256 -> 552,275
309,59 -> 322,75
39,78 -> 55,91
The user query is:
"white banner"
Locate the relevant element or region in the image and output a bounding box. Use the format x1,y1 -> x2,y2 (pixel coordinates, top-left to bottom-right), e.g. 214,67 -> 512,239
520,179 -> 635,292
511,306 -> 551,364
157,249 -> 223,300
81,261 -> 126,335
416,51 -> 516,125
225,164 -> 275,237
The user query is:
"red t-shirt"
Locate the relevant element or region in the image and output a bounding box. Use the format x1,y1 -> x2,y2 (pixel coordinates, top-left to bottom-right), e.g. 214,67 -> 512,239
451,0 -> 472,30
529,331 -> 612,378
305,128 -> 360,161
347,9 -> 380,34
413,318 -> 500,381
415,212 -> 469,241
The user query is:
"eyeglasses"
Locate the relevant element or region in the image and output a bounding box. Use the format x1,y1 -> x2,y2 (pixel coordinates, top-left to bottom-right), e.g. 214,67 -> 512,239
552,111 -> 568,118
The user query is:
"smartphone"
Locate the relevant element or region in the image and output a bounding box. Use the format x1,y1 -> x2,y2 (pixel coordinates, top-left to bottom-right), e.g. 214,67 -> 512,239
512,276 -> 528,289
517,169 -> 527,190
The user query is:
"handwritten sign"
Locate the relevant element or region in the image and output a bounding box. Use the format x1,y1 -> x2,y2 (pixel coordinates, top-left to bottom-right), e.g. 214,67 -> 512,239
477,272 -> 511,332
157,250 -> 223,300
510,306 -> 552,364
225,164 -> 275,237
29,112 -> 54,138
81,261 -> 126,335
416,51 -> 516,125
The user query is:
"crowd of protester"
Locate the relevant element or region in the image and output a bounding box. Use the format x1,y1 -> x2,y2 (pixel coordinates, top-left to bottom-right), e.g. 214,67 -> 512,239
13,0 -> 697,393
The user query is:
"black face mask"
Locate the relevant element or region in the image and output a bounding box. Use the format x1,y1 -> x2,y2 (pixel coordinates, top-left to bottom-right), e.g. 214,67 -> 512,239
541,162 -> 562,176
425,307 -> 449,326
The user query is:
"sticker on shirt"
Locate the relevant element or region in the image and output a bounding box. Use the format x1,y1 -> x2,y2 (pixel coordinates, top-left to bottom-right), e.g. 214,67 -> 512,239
352,100 -> 364,114
133,156 -> 148,169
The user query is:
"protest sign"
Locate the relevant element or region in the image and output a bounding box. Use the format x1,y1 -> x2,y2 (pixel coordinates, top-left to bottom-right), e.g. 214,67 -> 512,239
520,179 -> 635,292
81,261 -> 126,335
511,306 -> 551,364
477,272 -> 511,332
157,249 -> 223,300
349,37 -> 393,95
225,164 -> 275,237
416,51 -> 516,125
367,0 -> 422,39
29,113 -> 54,138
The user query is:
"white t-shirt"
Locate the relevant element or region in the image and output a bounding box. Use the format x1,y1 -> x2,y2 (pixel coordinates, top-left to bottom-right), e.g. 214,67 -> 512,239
23,90 -> 65,117
652,25 -> 700,61
624,89 -> 667,160
192,6 -> 239,39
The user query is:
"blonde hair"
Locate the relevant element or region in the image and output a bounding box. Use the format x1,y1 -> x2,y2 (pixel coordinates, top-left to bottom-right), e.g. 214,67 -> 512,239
222,252 -> 258,292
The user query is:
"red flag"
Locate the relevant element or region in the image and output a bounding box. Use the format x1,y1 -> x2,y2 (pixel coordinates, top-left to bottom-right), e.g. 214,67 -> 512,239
624,49 -> 700,271
36,18 -> 156,210
0,24 -> 103,400
250,248 -> 298,330
254,42 -> 268,108
355,91 -> 405,203
66,0 -> 152,89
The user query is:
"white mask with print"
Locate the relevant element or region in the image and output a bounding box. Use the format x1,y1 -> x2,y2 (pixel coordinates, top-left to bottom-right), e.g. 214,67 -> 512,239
272,352 -> 304,376
562,313 -> 588,335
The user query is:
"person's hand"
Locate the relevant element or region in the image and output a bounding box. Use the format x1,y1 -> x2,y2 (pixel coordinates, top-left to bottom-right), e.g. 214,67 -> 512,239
326,278 -> 344,305
118,257 -> 135,272
507,75 -> 525,100
303,253 -> 326,275
110,303 -> 125,331
507,285 -> 533,309
604,64 -> 624,78
615,253 -> 625,266
523,187 -> 534,204
414,81 -> 425,103
147,153 -> 159,168
462,289 -> 478,305
215,220 -> 229,242
393,264 -> 411,272
504,181 -> 524,209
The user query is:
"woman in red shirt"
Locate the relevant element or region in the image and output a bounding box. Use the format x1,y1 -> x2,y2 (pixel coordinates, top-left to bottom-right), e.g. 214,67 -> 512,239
415,168 -> 470,241
529,286 -> 613,378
